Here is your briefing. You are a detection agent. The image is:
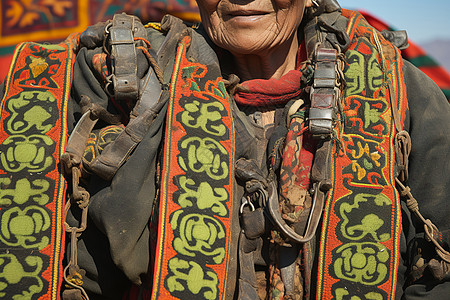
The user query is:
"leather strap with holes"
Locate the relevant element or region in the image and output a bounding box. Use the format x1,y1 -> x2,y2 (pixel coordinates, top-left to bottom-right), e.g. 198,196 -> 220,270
108,13 -> 145,102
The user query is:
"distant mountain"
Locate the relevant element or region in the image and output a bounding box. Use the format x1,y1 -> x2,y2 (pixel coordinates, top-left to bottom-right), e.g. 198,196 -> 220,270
420,39 -> 450,73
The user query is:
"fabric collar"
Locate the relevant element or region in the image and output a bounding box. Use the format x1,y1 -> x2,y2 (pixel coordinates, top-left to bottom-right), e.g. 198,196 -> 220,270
233,41 -> 307,107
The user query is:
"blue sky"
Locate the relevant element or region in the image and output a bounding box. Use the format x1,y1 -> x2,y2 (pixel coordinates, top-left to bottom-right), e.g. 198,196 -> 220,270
338,0 -> 450,43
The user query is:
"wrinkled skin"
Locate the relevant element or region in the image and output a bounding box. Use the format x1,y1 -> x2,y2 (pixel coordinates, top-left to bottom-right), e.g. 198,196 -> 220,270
197,0 -> 313,79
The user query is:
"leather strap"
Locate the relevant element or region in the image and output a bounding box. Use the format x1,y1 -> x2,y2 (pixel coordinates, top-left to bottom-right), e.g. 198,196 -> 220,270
268,180 -> 325,243
381,30 -> 409,50
237,232 -> 260,300
310,139 -> 333,189
89,97 -> 167,180
108,13 -> 143,101
88,15 -> 184,180
309,48 -> 338,136
88,58 -> 167,181
63,106 -> 99,165
279,244 -> 301,297
133,66 -> 163,117
305,0 -> 341,19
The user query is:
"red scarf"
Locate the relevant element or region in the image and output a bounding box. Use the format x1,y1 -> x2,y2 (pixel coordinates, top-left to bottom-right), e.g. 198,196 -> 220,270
233,69 -> 304,107
233,41 -> 307,107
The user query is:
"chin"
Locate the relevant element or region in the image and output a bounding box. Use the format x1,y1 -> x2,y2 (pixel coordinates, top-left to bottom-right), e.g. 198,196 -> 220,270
219,35 -> 278,56
229,45 -> 269,56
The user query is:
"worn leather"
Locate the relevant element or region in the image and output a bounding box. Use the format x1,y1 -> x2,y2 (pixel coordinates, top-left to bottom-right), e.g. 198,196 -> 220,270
108,14 -> 141,101
305,0 -> 341,19
87,14 -> 177,181
238,232 -> 261,300
381,30 -> 409,51
309,48 -> 337,136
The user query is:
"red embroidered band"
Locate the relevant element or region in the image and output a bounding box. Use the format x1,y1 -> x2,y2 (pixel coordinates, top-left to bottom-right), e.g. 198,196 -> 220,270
0,37 -> 77,299
152,36 -> 235,300
316,10 -> 408,300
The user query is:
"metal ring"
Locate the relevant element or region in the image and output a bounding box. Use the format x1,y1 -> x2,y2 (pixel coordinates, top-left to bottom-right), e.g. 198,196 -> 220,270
104,74 -> 115,98
104,22 -> 112,35
287,98 -> 305,125
240,197 -> 255,214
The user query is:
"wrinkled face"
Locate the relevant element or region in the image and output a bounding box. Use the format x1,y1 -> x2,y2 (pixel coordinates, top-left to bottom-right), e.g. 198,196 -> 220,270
197,0 -> 308,56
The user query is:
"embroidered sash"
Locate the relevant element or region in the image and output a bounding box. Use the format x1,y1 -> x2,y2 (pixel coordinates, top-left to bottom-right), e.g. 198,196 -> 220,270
152,36 -> 235,300
317,10 -> 408,299
0,37 -> 77,299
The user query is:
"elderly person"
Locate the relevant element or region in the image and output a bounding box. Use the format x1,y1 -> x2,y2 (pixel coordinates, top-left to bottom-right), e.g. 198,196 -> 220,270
0,0 -> 449,299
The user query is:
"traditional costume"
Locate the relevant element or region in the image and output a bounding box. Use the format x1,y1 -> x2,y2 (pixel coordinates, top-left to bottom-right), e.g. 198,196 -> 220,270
0,1 -> 449,299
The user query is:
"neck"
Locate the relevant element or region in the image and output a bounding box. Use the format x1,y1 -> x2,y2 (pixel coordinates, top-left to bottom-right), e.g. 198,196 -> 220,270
231,33 -> 299,81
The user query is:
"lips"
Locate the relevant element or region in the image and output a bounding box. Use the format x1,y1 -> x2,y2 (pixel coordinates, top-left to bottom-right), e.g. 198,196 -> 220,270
228,10 -> 269,16
223,9 -> 271,23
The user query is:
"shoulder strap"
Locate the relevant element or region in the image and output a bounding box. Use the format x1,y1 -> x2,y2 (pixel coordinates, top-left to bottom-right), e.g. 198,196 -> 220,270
106,13 -> 147,102
84,15 -> 187,180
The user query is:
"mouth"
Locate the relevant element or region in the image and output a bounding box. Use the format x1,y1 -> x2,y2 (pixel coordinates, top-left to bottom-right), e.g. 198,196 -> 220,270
228,10 -> 269,16
224,10 -> 270,22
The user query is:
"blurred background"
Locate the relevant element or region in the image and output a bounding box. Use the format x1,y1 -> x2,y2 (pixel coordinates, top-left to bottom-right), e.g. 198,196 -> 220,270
340,0 -> 450,73
1,0 -> 450,97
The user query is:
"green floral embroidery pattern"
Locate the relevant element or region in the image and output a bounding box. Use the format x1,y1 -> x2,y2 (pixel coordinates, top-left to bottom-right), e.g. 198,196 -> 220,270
171,210 -> 226,264
0,134 -> 55,173
0,254 -> 45,299
345,39 -> 383,97
333,243 -> 390,286
166,258 -> 219,300
176,176 -> 229,217
334,288 -> 384,300
164,57 -> 232,299
338,193 -> 391,242
5,91 -> 57,135
0,178 -> 51,206
178,136 -> 229,180
0,42 -> 71,298
181,100 -> 227,136
0,206 -> 51,249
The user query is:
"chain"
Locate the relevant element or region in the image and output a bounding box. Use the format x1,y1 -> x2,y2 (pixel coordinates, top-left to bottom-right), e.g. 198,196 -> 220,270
61,152 -> 91,299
